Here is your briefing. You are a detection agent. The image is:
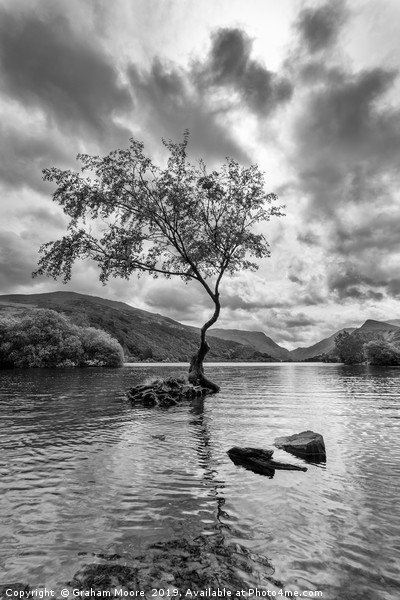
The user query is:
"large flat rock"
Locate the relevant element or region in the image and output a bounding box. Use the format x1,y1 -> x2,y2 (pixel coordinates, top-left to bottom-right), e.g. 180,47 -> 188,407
274,430 -> 326,462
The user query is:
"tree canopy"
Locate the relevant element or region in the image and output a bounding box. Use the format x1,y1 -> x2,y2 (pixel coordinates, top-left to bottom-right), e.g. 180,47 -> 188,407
34,133 -> 283,388
334,330 -> 367,365
364,340 -> 400,366
35,133 -> 282,285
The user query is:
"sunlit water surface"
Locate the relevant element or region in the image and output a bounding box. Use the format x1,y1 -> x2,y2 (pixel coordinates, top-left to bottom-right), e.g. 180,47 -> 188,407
1,363 -> 400,599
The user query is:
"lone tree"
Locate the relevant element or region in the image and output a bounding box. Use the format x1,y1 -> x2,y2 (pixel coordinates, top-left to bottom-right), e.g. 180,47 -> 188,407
34,132 -> 283,391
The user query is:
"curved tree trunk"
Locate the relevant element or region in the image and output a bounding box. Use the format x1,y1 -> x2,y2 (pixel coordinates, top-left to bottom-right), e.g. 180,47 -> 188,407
188,294 -> 221,393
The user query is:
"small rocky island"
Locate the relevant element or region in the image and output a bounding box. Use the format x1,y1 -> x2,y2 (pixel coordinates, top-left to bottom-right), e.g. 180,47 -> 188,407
127,376 -> 216,407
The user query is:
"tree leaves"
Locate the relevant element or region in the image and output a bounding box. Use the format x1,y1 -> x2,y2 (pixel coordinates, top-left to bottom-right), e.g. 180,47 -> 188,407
35,133 -> 284,303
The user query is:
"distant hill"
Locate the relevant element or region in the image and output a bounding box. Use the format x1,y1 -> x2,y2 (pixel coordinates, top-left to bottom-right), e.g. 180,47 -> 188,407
2,292 -> 399,363
0,292 -> 277,363
289,327 -> 355,361
386,319 -> 400,328
212,318 -> 400,363
290,319 -> 400,361
357,319 -> 399,332
353,319 -> 400,346
208,328 -> 291,361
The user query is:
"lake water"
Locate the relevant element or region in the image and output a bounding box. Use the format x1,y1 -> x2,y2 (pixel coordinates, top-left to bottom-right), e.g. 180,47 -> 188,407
1,363 -> 400,599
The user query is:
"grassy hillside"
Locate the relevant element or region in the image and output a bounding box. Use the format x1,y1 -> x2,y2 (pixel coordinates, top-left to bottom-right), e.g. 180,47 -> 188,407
208,328 -> 291,361
0,292 -> 277,363
357,319 -> 399,333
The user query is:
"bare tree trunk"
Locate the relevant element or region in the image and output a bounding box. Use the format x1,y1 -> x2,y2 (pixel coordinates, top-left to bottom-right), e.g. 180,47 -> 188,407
188,340 -> 220,392
188,294 -> 221,393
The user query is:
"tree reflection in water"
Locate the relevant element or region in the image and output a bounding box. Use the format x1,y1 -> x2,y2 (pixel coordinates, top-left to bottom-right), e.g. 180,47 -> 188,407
187,396 -> 282,589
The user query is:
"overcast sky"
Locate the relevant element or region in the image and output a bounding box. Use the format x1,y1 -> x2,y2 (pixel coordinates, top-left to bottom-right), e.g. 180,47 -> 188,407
1,0 -> 400,349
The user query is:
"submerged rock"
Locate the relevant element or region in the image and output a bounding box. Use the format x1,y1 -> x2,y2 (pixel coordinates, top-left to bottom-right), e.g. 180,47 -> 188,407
273,430 -> 326,463
227,447 -> 307,476
127,376 -> 213,407
68,536 -> 282,596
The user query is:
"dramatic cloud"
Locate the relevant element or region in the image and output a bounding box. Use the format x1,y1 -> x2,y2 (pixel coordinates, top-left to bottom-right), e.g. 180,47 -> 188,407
297,1 -> 347,53
1,0 -> 400,348
195,28 -> 293,115
286,1 -> 400,311
126,25 -> 293,164
294,66 -> 400,213
0,230 -> 44,291
297,66 -> 400,301
0,5 -> 132,145
128,58 -> 250,164
334,210 -> 400,254
283,313 -> 318,329
0,121 -> 70,192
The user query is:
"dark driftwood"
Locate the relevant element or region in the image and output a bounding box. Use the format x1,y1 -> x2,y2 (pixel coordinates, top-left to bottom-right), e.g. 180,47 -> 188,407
227,447 -> 307,476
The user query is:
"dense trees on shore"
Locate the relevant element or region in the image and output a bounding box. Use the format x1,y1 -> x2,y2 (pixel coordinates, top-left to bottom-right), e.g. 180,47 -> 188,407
0,309 -> 124,368
363,340 -> 400,366
334,331 -> 367,365
334,331 -> 400,365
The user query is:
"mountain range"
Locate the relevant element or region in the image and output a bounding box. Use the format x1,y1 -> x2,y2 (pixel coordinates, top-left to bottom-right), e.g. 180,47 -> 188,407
289,327 -> 356,361
0,291 -> 398,362
0,292 -> 278,362
207,328 -> 291,360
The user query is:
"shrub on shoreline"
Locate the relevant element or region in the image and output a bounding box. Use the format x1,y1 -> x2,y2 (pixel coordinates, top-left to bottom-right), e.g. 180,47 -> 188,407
364,340 -> 400,366
0,309 -> 124,368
